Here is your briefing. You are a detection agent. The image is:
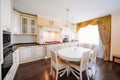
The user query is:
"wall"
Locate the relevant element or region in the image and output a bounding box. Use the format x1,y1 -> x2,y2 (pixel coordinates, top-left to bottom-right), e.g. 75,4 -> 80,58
37,16 -> 63,27
111,14 -> 120,62
11,34 -> 37,44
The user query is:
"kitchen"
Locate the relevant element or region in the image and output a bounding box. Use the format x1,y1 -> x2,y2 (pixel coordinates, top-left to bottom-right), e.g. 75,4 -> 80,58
1,0 -> 120,80
0,0 -> 78,80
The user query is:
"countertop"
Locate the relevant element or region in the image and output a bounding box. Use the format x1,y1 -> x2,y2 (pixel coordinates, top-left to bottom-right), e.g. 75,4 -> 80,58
12,41 -> 78,51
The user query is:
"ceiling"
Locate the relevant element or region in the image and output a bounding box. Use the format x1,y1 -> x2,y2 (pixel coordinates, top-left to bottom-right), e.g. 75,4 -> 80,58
13,0 -> 120,24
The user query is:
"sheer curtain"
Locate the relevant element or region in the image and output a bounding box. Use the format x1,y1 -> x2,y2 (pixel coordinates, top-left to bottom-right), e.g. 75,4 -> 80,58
78,25 -> 99,46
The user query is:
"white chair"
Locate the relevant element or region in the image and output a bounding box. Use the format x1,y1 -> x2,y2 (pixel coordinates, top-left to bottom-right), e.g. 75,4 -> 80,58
89,47 -> 99,76
57,44 -> 65,49
69,51 -> 90,80
50,49 -> 68,80
81,43 -> 90,48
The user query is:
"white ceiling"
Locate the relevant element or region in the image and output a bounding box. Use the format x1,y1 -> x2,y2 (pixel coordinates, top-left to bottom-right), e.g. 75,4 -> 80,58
13,0 -> 120,24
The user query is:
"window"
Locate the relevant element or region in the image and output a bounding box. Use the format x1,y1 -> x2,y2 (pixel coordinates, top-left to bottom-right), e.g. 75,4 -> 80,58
78,25 -> 99,45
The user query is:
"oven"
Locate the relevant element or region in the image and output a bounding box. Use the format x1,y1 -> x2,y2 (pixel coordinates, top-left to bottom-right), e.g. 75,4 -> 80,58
2,46 -> 13,79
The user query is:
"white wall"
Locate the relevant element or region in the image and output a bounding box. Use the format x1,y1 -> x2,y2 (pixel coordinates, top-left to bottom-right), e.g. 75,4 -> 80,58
11,34 -> 37,44
111,14 -> 120,61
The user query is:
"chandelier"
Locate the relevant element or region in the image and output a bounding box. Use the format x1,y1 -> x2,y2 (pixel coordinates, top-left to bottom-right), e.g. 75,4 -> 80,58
63,9 -> 74,27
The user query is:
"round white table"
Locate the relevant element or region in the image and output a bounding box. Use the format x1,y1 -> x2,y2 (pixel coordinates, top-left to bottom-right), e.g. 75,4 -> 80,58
58,47 -> 91,62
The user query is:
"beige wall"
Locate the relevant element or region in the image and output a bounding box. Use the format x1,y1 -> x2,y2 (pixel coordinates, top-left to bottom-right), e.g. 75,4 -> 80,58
111,14 -> 120,62
37,16 -> 63,27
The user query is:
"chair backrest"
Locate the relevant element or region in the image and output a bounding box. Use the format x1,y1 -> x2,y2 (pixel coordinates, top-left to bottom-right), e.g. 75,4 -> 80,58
81,43 -> 90,48
90,47 -> 99,63
57,44 -> 65,49
50,49 -> 58,68
80,51 -> 90,71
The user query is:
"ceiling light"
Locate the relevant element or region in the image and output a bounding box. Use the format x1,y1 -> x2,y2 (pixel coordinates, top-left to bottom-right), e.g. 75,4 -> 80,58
63,9 -> 74,27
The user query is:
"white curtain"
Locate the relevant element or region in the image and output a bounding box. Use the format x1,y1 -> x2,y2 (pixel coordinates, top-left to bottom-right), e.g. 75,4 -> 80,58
77,24 -> 104,58
78,25 -> 99,46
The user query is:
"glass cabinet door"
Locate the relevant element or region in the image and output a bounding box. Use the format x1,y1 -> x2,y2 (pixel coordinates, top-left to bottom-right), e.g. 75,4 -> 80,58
30,19 -> 36,34
21,17 -> 28,34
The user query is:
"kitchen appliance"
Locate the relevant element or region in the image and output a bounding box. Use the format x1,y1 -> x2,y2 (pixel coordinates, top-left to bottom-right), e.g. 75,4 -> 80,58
63,35 -> 69,42
3,31 -> 11,48
63,38 -> 69,42
2,46 -> 13,79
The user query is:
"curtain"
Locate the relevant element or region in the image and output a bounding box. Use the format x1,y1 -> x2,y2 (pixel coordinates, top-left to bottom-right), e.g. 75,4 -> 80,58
98,25 -> 111,60
76,15 -> 111,61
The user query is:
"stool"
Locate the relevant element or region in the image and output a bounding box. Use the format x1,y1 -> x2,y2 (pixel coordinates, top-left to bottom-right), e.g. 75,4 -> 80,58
113,54 -> 120,62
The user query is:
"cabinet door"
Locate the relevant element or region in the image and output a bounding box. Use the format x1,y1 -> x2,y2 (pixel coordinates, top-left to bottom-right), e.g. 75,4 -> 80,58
21,17 -> 28,34
19,47 -> 32,63
30,18 -> 36,34
13,49 -> 19,64
12,11 -> 20,34
1,0 -> 12,31
33,46 -> 45,59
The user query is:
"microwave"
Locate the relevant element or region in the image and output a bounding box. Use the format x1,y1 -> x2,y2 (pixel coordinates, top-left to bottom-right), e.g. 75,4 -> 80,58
3,31 -> 11,48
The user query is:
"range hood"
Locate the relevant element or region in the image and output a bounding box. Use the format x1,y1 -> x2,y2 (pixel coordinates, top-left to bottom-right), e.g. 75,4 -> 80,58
39,27 -> 62,44
41,27 -> 62,32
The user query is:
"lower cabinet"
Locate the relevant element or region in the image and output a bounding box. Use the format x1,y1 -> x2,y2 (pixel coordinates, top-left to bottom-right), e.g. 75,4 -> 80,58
32,46 -> 45,60
19,46 -> 45,64
4,49 -> 19,80
19,46 -> 32,63
3,45 -> 45,80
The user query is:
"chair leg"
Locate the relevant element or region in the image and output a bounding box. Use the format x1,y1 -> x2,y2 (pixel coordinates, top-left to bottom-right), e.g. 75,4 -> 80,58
80,71 -> 82,80
50,65 -> 52,75
95,62 -> 97,73
67,66 -> 70,77
56,69 -> 58,80
86,70 -> 89,80
92,63 -> 97,76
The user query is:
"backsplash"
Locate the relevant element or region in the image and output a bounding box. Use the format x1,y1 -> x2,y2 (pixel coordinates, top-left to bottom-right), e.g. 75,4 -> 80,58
11,34 -> 37,44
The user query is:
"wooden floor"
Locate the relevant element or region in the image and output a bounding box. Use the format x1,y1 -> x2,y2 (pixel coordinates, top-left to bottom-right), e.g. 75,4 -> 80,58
14,58 -> 120,80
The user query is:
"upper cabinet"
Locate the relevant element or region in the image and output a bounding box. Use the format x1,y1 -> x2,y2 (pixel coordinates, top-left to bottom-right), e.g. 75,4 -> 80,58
20,14 -> 37,35
1,0 -> 12,32
12,10 -> 20,34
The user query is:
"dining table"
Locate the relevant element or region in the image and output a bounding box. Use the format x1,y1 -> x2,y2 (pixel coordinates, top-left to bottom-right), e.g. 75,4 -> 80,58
58,47 -> 91,62
57,47 -> 91,78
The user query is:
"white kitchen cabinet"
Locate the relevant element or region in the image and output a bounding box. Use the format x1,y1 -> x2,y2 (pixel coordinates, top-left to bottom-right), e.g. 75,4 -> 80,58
13,49 -> 19,66
12,10 -> 20,34
0,2 -> 3,77
1,0 -> 12,32
21,14 -> 36,35
32,46 -> 45,60
19,46 -> 32,63
19,46 -> 45,64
